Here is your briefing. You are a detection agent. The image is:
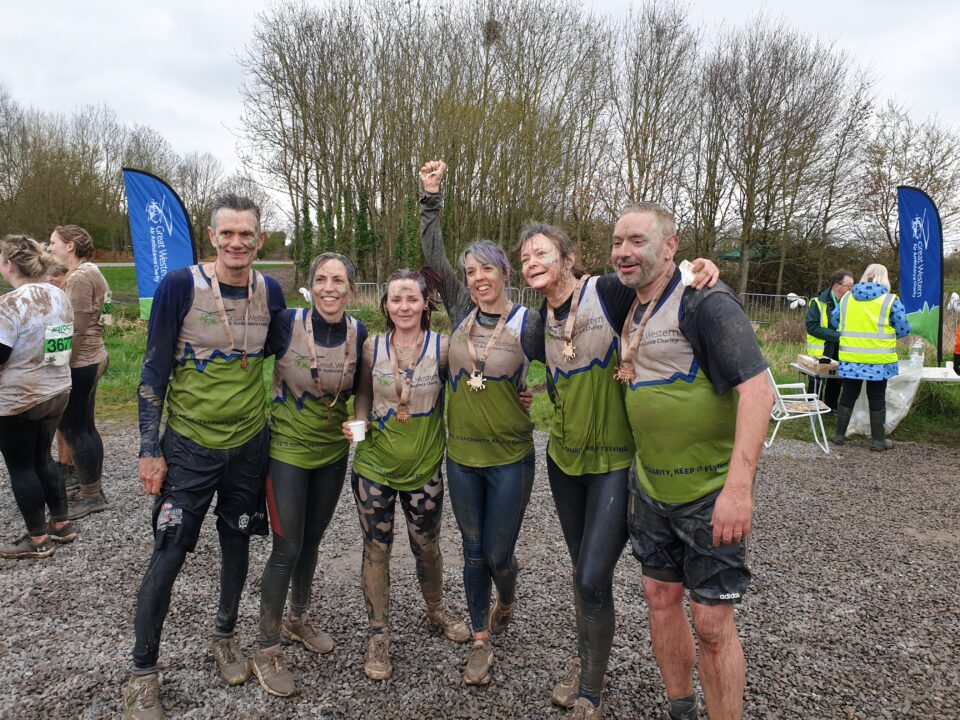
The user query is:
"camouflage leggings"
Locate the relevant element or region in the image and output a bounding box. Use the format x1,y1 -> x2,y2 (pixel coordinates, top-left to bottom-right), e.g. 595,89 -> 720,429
352,470 -> 445,633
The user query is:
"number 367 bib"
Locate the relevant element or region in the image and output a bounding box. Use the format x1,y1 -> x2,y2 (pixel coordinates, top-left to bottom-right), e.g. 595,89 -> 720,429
44,323 -> 74,366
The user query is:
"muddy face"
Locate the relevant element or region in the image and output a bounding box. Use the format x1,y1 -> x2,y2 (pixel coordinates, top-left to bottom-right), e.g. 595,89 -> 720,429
463,253 -> 506,307
385,280 -> 426,333
207,209 -> 263,273
520,234 -> 570,296
611,212 -> 677,290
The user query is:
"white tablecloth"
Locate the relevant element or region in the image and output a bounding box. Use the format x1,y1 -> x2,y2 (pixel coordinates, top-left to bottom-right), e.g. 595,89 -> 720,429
848,363 -> 959,434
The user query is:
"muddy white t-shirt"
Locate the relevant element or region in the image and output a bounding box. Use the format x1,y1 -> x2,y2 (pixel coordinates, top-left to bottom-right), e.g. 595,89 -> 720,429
0,283 -> 73,415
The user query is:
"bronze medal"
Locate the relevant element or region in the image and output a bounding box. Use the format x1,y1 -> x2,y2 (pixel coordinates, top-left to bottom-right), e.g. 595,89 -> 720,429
462,305 -> 512,394
207,263 -> 253,372
390,332 -> 423,424
562,340 -> 576,361
547,275 -> 590,364
616,267 -> 674,385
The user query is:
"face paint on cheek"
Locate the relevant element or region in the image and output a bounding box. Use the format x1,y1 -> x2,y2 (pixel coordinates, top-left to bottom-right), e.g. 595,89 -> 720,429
542,251 -> 558,266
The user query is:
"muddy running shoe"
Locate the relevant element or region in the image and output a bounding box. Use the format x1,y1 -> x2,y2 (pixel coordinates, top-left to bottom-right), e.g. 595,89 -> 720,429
67,490 -> 108,520
551,658 -> 581,708
488,597 -> 514,635
252,645 -> 296,697
364,633 -> 392,680
570,697 -> 603,719
426,603 -> 471,643
48,521 -> 78,544
463,639 -> 494,686
123,673 -> 163,720
0,534 -> 55,559
211,635 -> 250,686
282,615 -> 334,654
666,694 -> 701,719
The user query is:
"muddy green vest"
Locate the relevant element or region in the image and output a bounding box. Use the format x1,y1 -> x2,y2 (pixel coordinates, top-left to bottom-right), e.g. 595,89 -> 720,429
623,279 -> 738,504
353,331 -> 446,491
545,277 -> 635,476
270,309 -> 359,469
837,292 -> 897,364
447,305 -> 533,467
166,265 -> 270,449
805,297 -> 827,356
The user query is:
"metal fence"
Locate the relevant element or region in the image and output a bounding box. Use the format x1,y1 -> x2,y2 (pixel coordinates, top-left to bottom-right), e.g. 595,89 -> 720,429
738,293 -> 802,325
348,282 -> 382,310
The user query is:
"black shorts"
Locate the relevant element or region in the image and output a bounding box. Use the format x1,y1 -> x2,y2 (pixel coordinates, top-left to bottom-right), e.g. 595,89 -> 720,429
152,425 -> 269,551
627,470 -> 751,605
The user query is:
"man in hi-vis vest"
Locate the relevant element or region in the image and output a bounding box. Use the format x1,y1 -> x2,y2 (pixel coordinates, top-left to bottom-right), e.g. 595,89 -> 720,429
830,264 -> 911,451
804,269 -> 853,411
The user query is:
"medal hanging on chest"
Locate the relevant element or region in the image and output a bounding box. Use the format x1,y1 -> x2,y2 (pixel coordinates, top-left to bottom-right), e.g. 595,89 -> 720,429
614,269 -> 673,384
208,264 -> 254,372
463,305 -> 512,392
390,332 -> 424,423
304,308 -> 356,421
547,275 -> 590,364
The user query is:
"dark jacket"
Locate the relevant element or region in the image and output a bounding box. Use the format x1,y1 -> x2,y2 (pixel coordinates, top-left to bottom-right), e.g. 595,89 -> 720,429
805,287 -> 841,359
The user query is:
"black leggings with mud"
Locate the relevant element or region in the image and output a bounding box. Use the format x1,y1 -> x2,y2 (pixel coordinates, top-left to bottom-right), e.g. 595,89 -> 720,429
352,470 -> 445,633
58,360 -> 107,490
258,457 -> 347,648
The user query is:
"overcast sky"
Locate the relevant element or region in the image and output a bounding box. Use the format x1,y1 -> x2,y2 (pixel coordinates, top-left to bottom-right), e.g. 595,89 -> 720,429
2,0 -> 958,176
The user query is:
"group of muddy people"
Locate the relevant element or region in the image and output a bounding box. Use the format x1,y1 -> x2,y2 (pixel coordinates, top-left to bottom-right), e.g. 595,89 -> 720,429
0,160 -> 777,720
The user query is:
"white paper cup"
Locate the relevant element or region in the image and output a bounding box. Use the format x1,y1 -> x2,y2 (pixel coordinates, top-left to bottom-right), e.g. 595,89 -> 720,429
348,420 -> 366,443
946,361 -> 954,372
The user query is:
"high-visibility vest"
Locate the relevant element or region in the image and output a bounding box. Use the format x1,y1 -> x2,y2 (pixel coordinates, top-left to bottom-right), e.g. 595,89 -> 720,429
805,297 -> 827,356
838,292 -> 898,364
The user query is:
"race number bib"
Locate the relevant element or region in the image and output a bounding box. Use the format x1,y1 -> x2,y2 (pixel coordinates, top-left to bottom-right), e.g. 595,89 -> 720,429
44,323 -> 74,366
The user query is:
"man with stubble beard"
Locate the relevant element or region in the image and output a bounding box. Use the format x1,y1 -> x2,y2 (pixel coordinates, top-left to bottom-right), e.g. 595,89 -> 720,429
610,202 -> 772,720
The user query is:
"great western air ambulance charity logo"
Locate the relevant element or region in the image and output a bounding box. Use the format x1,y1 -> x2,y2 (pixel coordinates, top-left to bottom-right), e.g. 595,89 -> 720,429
145,197 -> 174,282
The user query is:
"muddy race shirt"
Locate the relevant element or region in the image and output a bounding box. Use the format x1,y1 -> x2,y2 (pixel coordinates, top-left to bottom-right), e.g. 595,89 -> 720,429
63,261 -> 110,368
353,331 -> 446,492
0,283 -> 73,415
447,306 -> 534,467
268,308 -> 366,469
544,276 -> 635,476
622,272 -> 767,504
138,265 -> 285,455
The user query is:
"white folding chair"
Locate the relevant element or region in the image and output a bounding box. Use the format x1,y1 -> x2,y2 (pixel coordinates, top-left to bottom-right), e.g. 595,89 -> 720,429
764,368 -> 831,454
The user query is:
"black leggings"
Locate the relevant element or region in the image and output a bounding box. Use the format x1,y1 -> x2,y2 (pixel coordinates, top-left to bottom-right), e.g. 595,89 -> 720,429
258,456 -> 347,648
0,393 -> 70,536
58,360 -> 107,488
547,455 -> 629,699
133,516 -> 250,672
838,378 -> 887,412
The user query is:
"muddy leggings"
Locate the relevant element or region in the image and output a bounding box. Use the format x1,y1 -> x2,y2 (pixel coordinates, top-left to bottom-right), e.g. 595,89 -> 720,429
547,455 -> 629,700
258,456 -> 347,648
58,360 -> 107,489
352,470 -> 445,634
0,393 -> 70,536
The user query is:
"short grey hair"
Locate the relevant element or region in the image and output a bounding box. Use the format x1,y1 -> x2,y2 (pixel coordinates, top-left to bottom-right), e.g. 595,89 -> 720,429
617,202 -> 677,241
210,194 -> 262,232
458,240 -> 512,291
309,252 -> 356,291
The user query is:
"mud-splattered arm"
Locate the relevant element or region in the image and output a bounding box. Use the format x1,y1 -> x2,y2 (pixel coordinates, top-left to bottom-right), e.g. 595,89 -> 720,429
138,269 -> 193,457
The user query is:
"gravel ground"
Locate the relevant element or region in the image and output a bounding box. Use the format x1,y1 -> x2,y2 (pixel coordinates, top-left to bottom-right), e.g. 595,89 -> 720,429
1,426 -> 958,719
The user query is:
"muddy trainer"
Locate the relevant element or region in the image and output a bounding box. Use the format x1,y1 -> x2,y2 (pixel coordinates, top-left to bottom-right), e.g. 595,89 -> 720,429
123,195 -> 285,720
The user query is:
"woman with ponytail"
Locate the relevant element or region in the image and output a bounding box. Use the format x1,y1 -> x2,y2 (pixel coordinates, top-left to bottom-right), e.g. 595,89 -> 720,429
343,267 -> 471,681
0,235 -> 76,558
47,225 -> 111,518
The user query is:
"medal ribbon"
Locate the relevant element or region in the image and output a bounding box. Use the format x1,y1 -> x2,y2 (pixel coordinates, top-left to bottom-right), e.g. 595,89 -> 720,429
616,267 -> 674,382
303,308 -> 356,417
547,274 -> 590,355
207,263 -> 253,369
463,305 -> 512,377
389,331 -> 425,422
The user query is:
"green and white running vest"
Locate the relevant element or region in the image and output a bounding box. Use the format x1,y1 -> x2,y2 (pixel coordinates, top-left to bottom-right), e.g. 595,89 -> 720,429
623,280 -> 738,504
270,309 -> 359,469
545,277 -> 635,475
353,331 -> 446,491
447,305 -> 533,467
166,265 -> 270,449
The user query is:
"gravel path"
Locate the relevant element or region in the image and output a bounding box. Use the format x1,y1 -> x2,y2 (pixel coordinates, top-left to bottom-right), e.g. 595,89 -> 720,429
1,427 -> 958,719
